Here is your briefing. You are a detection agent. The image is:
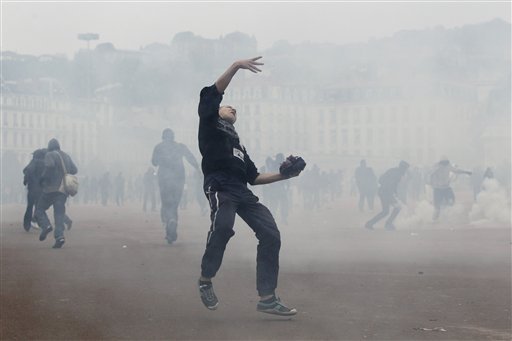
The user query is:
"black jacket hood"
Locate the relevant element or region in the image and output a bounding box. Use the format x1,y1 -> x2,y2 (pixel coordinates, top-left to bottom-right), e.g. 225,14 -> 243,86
33,148 -> 47,160
47,139 -> 61,151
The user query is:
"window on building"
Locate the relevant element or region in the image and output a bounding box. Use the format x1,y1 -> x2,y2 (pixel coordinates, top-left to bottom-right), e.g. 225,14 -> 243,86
430,105 -> 436,121
403,129 -> 409,144
340,109 -> 348,124
366,128 -> 373,145
341,129 -> 348,145
13,113 -> 18,127
366,107 -> 373,123
353,107 -> 360,123
330,109 -> 336,125
389,107 -> 396,122
330,129 -> 336,146
389,127 -> 395,145
2,112 -> 8,127
354,128 -> 361,146
402,106 -> 409,122
416,127 -> 423,145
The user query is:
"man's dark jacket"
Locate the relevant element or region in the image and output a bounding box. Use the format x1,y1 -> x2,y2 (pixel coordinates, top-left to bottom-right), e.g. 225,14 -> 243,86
41,139 -> 78,194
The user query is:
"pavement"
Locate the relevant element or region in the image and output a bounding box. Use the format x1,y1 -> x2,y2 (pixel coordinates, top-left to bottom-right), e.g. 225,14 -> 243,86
1,199 -> 511,340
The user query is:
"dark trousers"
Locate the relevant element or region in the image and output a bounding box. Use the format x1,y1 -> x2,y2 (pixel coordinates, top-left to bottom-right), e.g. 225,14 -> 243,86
158,176 -> 184,242
433,187 -> 455,220
201,182 -> 281,297
34,192 -> 68,240
24,190 -> 41,230
358,189 -> 375,211
143,188 -> 156,212
366,191 -> 400,229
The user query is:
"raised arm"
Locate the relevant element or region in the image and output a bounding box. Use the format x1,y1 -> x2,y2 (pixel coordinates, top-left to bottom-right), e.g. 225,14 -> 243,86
215,57 -> 263,93
449,165 -> 472,175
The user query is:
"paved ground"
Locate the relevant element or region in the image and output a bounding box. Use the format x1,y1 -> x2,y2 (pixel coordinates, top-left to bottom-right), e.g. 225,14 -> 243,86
1,199 -> 511,340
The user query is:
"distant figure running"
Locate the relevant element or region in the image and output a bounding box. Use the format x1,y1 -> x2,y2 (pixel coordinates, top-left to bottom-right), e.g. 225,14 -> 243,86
365,161 -> 409,230
152,128 -> 199,244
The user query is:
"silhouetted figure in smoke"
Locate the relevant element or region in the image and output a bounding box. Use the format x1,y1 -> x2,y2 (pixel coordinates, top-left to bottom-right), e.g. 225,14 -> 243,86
197,57 -> 301,316
100,172 -> 111,206
301,165 -> 320,210
22,148 -> 47,231
430,159 -> 472,221
483,167 -> 494,180
114,172 -> 125,206
365,161 -> 409,231
34,139 -> 77,248
23,148 -> 73,232
143,167 -> 157,212
152,128 -> 199,244
354,159 -> 378,211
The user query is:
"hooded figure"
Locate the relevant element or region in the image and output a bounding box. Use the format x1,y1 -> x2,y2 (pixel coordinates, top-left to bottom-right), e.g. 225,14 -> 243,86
22,148 -> 47,231
152,128 -> 199,244
34,138 -> 78,248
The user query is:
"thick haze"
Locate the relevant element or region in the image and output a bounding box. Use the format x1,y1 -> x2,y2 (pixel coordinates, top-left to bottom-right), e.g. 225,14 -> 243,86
1,0 -> 510,227
2,2 -> 510,56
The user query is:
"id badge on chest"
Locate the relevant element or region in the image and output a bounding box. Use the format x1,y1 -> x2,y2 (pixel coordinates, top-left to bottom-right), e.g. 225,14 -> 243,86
233,147 -> 245,162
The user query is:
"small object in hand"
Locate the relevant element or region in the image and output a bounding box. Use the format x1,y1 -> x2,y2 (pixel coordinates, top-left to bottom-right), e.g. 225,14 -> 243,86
279,155 -> 306,178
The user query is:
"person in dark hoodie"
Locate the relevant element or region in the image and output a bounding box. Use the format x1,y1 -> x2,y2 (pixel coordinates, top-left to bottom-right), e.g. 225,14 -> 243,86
152,128 -> 199,244
35,138 -> 77,248
23,148 -> 73,232
365,160 -> 409,230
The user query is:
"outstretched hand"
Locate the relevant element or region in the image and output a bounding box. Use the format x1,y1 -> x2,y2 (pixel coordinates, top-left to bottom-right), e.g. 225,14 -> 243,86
215,56 -> 264,93
235,56 -> 264,73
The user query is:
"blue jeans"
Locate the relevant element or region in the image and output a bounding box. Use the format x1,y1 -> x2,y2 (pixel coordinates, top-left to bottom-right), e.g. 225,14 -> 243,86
35,192 -> 68,240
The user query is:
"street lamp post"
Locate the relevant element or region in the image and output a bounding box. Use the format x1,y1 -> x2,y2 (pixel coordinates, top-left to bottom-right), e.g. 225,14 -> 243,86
77,33 -> 99,50
77,33 -> 99,99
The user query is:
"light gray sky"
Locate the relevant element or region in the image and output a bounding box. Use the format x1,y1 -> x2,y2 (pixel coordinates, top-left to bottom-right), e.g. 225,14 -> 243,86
2,1 -> 510,57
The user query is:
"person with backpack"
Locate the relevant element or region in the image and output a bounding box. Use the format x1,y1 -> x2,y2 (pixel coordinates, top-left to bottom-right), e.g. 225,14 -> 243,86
35,138 -> 78,248
23,148 -> 73,232
22,148 -> 47,231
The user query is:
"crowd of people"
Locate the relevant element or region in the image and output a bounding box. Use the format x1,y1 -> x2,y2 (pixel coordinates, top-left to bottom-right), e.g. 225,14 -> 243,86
9,56 -> 510,317
18,148 -> 508,232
